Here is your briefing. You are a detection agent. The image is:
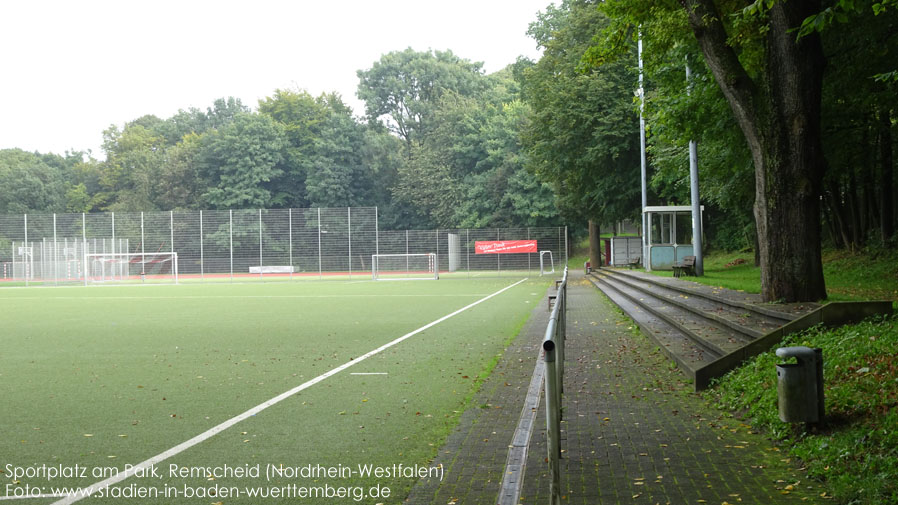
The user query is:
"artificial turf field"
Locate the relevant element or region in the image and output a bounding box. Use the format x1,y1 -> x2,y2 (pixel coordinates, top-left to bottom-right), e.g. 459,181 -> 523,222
1,277 -> 550,504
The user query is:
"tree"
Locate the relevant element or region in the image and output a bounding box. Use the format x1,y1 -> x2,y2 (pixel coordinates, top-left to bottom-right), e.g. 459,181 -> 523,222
99,121 -> 165,211
682,0 -> 829,302
390,68 -> 558,229
155,132 -> 203,210
0,149 -> 67,213
198,112 -> 286,209
357,48 -> 488,149
259,89 -> 332,207
259,89 -> 390,209
596,0 -> 829,302
522,1 -> 641,228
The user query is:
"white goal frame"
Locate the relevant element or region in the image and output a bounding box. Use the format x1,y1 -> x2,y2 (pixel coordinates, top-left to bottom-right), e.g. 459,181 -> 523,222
84,252 -> 179,285
371,253 -> 439,280
539,250 -> 555,276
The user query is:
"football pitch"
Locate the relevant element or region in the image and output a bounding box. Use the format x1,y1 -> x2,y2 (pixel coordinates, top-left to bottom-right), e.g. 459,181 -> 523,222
1,277 -> 550,504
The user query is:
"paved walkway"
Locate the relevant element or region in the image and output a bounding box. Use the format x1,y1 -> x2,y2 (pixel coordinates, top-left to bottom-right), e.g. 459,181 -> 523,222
406,271 -> 826,504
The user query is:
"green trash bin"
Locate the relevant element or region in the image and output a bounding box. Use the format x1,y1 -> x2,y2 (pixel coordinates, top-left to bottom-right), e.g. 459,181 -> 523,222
775,346 -> 824,423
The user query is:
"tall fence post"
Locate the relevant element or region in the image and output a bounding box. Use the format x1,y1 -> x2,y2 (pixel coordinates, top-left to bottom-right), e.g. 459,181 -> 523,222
199,210 -> 204,280
229,209 -> 233,282
82,212 -> 87,286
53,214 -> 58,286
317,208 -> 322,280
288,208 -> 293,280
348,207 -> 352,279
259,209 -> 264,280
466,228 -> 470,278
23,214 -> 28,287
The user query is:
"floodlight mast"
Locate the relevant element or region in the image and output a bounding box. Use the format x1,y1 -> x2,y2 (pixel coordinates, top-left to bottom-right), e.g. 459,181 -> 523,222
638,32 -> 649,271
686,57 -> 704,275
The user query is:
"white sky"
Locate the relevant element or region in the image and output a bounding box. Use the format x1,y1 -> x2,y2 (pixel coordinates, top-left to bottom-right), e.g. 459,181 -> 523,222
0,0 -> 551,159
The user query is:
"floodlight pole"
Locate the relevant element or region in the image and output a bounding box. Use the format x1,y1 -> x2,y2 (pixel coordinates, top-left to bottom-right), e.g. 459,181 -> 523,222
686,58 -> 704,275
638,33 -> 650,271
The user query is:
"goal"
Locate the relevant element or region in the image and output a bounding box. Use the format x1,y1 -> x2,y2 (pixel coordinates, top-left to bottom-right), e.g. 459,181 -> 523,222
84,252 -> 179,284
371,253 -> 438,280
539,250 -> 555,276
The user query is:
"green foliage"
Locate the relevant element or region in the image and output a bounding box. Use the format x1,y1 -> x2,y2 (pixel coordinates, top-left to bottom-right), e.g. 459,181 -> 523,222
197,112 -> 286,209
521,0 -> 641,224
357,48 -> 488,145
377,58 -> 557,229
707,315 -> 898,504
0,149 -> 68,213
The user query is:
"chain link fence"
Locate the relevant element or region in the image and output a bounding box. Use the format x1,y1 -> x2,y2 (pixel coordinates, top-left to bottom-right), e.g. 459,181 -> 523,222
0,208 -> 566,286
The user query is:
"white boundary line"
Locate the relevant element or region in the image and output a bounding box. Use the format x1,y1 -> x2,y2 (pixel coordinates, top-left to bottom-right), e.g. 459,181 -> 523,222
0,294 -> 491,301
50,278 -> 527,505
0,493 -> 67,501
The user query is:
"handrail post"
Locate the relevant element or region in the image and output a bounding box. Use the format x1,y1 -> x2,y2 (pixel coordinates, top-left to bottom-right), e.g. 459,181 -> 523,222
542,333 -> 562,505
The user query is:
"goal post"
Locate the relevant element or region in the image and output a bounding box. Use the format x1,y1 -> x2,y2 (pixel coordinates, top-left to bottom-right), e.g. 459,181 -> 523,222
371,253 -> 439,280
539,250 -> 555,276
84,252 -> 179,285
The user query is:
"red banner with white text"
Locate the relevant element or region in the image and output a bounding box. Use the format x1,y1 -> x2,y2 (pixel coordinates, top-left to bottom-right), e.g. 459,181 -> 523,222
474,240 -> 538,254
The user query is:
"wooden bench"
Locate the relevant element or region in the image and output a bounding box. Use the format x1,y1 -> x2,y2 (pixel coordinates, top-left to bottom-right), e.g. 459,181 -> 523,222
672,256 -> 696,278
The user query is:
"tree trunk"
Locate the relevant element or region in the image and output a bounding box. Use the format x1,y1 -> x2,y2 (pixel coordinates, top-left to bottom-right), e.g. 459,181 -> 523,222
682,0 -> 827,302
588,220 -> 601,269
847,167 -> 862,248
880,105 -> 894,242
752,219 -> 761,267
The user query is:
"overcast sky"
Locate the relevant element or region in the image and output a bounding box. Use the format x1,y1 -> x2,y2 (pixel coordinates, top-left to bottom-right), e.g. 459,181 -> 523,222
1,0 -> 551,159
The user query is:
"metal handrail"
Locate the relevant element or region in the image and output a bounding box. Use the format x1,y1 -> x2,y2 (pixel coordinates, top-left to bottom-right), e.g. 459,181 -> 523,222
542,266 -> 568,505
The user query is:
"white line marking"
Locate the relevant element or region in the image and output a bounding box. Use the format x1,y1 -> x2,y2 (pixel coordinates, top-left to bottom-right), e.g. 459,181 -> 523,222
50,278 -> 527,504
0,494 -> 68,501
0,294 -> 491,301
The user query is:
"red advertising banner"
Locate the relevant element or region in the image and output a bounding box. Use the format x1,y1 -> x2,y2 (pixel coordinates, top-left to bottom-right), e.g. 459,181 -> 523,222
474,240 -> 538,254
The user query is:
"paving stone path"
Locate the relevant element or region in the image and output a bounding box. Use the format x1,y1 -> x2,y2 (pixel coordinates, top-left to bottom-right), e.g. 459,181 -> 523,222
406,270 -> 828,504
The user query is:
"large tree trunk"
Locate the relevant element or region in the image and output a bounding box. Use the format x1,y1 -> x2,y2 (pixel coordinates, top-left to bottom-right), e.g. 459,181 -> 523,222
588,220 -> 601,269
682,0 -> 827,302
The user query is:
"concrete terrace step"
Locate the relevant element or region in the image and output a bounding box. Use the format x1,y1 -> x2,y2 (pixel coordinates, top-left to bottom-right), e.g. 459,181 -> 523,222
586,274 -> 718,372
592,270 -> 742,357
589,267 -> 892,390
597,268 -> 795,338
598,267 -> 816,322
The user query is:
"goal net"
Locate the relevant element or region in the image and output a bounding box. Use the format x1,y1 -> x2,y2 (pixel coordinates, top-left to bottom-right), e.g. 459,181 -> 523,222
371,253 -> 438,280
84,252 -> 179,284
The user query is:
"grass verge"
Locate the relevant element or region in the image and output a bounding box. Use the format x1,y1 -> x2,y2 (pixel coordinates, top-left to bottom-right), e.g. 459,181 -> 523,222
642,247 -> 898,305
706,315 -> 898,504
